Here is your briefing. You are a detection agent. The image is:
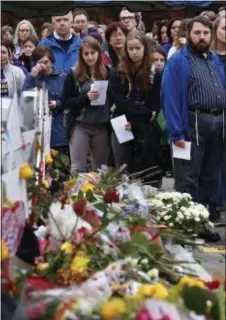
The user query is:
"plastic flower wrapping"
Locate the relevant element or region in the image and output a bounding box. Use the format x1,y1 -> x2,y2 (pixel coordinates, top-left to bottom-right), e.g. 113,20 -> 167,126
2,161 -> 225,320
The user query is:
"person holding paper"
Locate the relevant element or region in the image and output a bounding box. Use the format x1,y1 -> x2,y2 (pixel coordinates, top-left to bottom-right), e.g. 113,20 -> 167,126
109,31 -> 162,186
62,37 -> 110,176
161,17 -> 226,241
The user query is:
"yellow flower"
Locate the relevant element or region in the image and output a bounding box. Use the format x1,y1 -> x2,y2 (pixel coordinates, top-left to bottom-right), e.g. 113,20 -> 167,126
45,155 -> 53,164
60,242 -> 75,255
51,149 -> 58,158
178,277 -> 205,289
19,164 -> 33,179
64,179 -> 77,192
70,251 -> 90,274
82,183 -> 95,193
42,180 -> 50,189
138,283 -> 168,300
101,298 -> 126,319
37,262 -> 49,272
35,140 -> 42,152
1,240 -> 9,261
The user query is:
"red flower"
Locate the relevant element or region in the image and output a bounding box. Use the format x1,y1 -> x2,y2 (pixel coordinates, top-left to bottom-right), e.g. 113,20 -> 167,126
73,199 -> 87,215
27,275 -> 55,291
205,280 -> 220,290
72,227 -> 90,244
104,191 -> 119,203
83,208 -> 101,226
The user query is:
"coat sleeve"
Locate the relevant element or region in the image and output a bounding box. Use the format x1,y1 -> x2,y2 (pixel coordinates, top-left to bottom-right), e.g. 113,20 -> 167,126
16,67 -> 26,95
108,68 -> 153,119
61,70 -> 90,113
22,73 -> 36,91
161,54 -> 185,142
149,71 -> 162,113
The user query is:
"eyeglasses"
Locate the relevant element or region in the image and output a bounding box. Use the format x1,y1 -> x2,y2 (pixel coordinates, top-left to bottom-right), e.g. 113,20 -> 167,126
120,16 -> 135,22
19,29 -> 30,33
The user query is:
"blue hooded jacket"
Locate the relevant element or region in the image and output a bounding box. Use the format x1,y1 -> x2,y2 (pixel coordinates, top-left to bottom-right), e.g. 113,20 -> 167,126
39,34 -> 82,73
23,71 -> 68,147
161,44 -> 226,142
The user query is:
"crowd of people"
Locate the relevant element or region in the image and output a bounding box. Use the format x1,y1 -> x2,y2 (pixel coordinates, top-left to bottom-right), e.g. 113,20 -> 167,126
1,6 -> 226,242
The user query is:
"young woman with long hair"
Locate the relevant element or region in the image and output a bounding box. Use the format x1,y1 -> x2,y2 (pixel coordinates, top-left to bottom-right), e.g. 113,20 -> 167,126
212,16 -> 226,68
109,31 -> 162,186
167,18 -> 191,59
62,37 -> 110,176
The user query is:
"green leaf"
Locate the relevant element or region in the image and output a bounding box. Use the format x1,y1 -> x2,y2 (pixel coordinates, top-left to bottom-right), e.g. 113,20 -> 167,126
77,190 -> 84,200
94,202 -> 107,213
86,189 -> 96,202
211,287 -> 225,320
183,286 -> 215,315
132,232 -> 150,250
60,153 -> 70,167
54,160 -> 63,169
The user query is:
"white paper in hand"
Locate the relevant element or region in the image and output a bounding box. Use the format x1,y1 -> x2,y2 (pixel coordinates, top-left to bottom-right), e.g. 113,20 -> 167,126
91,81 -> 108,106
111,115 -> 134,144
172,141 -> 191,160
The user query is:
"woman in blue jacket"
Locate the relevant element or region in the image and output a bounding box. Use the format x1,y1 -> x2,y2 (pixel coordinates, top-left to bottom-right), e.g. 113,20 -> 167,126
23,46 -> 68,153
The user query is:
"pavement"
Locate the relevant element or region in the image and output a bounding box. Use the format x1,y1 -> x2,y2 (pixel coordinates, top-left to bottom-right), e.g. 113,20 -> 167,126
162,177 -> 226,278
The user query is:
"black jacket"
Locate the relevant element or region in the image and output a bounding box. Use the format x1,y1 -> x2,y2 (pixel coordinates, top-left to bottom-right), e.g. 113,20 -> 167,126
108,66 -> 162,125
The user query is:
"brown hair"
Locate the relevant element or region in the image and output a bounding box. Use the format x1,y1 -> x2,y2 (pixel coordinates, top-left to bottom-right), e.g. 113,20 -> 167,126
200,10 -> 216,22
1,25 -> 14,37
174,18 -> 191,49
187,16 -> 213,34
32,46 -> 55,64
75,37 -> 107,82
120,31 -> 153,91
105,22 -> 128,43
211,16 -> 225,50
0,38 -> 15,57
41,22 -> 53,32
73,9 -> 89,20
22,35 -> 39,47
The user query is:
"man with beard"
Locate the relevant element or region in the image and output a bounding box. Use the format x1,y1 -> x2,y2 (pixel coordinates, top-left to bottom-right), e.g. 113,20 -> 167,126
161,16 -> 225,242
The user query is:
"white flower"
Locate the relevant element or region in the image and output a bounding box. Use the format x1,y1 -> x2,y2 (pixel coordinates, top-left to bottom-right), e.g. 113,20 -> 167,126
169,223 -> 174,227
208,221 -> 214,228
141,258 -> 148,265
127,257 -> 138,267
164,215 -> 171,221
49,202 -> 91,240
147,268 -> 159,278
195,217 -> 200,222
178,213 -> 184,219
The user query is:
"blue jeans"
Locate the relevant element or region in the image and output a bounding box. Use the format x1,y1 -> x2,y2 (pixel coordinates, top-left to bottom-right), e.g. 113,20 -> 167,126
174,111 -> 225,205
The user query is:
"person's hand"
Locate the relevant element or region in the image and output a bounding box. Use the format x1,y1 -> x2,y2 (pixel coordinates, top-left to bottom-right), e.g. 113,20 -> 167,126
179,37 -> 187,45
125,122 -> 132,132
31,64 -> 43,77
49,100 -> 57,109
88,89 -> 99,101
150,111 -> 157,121
173,139 -> 185,148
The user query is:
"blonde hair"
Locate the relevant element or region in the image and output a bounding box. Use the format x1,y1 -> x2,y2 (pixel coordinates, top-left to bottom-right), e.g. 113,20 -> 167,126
14,20 -> 38,46
211,16 -> 225,51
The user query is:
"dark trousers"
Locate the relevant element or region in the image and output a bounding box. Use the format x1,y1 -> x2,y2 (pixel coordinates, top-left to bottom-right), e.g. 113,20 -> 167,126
111,132 -> 135,174
174,111 -> 225,205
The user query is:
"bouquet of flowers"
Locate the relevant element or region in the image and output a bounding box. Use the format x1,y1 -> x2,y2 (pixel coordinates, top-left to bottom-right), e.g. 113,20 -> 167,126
147,192 -> 213,235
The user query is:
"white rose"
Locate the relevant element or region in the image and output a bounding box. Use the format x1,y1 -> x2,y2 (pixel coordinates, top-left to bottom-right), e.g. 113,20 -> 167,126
178,213 -> 184,219
169,223 -> 174,227
141,258 -> 148,265
164,215 -> 171,221
147,268 -> 159,278
195,217 -> 200,222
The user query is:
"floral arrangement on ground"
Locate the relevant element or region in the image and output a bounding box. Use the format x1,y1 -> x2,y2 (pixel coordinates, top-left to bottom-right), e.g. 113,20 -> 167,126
1,151 -> 224,320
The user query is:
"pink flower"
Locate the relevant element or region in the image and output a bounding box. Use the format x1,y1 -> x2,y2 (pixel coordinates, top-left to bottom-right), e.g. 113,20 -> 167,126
136,309 -> 152,320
